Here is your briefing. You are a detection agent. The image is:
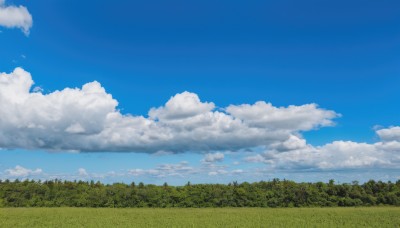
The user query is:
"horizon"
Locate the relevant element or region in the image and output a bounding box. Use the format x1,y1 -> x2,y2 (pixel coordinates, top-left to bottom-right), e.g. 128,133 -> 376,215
1,176 -> 399,186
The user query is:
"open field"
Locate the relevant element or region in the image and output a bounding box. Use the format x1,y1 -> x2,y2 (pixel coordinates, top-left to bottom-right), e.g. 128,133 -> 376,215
1,207 -> 399,227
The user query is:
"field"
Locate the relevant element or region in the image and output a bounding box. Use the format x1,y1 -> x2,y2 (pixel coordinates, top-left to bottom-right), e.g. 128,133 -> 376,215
1,207 -> 399,227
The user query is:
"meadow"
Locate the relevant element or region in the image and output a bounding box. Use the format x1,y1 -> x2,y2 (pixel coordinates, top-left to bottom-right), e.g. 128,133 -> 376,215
1,207 -> 399,227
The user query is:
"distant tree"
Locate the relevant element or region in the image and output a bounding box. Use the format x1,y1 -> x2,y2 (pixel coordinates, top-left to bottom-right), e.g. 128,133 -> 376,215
0,179 -> 399,208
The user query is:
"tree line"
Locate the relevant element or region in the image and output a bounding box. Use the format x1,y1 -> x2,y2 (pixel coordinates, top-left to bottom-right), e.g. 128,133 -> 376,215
0,179 -> 399,207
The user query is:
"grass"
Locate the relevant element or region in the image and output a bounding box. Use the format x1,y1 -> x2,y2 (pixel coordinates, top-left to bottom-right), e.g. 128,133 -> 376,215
0,207 -> 399,227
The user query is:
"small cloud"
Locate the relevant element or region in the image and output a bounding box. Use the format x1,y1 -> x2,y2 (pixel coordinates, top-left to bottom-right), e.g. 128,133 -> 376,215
232,169 -> 243,175
128,161 -> 195,178
128,169 -> 145,177
152,150 -> 174,156
0,0 -> 33,35
202,152 -> 224,163
5,165 -> 42,177
78,168 -> 88,177
244,154 -> 266,163
208,169 -> 228,176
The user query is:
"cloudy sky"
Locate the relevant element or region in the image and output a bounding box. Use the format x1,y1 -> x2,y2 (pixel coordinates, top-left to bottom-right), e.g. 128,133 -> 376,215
0,0 -> 399,185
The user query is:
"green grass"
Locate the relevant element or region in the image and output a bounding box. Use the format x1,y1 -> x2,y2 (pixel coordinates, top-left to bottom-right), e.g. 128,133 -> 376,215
1,207 -> 399,227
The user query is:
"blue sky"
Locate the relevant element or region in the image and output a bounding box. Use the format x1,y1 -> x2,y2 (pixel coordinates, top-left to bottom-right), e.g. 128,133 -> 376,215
0,0 -> 399,185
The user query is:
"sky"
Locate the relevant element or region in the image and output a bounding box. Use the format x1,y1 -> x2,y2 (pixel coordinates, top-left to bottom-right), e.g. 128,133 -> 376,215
0,0 -> 399,185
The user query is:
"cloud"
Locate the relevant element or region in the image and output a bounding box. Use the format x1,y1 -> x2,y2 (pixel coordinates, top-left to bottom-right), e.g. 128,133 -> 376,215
245,154 -> 266,163
78,168 -> 88,177
376,126 -> 400,142
5,165 -> 42,177
226,101 -> 338,131
0,68 -> 339,153
149,91 -> 215,121
126,161 -> 241,178
0,0 -> 32,35
128,161 -> 195,178
270,135 -> 307,152
203,165 -> 244,176
202,152 -> 224,163
128,169 -> 146,177
208,170 -> 228,176
245,128 -> 400,170
232,169 -> 244,175
0,160 -> 236,181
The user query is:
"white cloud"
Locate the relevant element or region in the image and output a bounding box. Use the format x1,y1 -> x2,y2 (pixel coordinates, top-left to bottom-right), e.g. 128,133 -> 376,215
1,69 -> 398,174
128,169 -> 146,177
0,68 -> 339,153
245,127 -> 400,170
202,152 -> 224,163
245,154 -> 266,163
231,169 -> 243,174
226,101 -> 339,131
270,135 -> 307,151
126,161 -> 237,179
149,91 -> 215,121
78,168 -> 88,177
208,169 -> 228,176
0,0 -> 32,35
5,165 -> 42,177
128,161 -> 195,178
376,126 -> 400,142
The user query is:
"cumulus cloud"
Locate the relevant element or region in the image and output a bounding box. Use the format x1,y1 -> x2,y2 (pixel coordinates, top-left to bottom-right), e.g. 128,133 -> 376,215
1,69 -> 397,172
5,165 -> 42,177
149,91 -> 215,121
226,101 -> 338,131
269,135 -> 307,152
376,126 -> 400,142
202,152 -> 224,163
0,0 -> 32,35
245,128 -> 400,170
0,68 -> 339,153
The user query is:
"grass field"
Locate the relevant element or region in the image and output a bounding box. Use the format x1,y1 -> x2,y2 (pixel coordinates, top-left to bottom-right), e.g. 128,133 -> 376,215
1,207 -> 399,227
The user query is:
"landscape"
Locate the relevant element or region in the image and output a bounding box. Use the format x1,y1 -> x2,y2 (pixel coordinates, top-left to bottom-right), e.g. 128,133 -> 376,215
1,0 -> 399,227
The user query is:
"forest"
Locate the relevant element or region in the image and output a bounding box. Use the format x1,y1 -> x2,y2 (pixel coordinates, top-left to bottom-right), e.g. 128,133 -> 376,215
1,179 -> 399,208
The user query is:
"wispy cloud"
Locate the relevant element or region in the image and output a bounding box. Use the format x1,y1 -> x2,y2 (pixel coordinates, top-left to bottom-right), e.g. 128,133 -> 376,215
4,165 -> 42,177
128,161 -> 195,178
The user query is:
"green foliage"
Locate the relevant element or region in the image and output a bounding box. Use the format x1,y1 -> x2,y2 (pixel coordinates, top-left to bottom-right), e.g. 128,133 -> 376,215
0,179 -> 399,208
0,208 -> 399,227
